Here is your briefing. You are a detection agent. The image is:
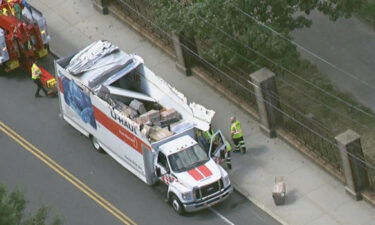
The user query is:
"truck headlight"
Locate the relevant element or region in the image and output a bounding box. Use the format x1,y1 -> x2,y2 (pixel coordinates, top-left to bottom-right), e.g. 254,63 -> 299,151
181,192 -> 193,201
223,175 -> 230,187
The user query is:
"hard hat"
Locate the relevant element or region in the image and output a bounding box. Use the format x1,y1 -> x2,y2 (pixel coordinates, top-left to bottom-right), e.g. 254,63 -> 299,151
230,116 -> 236,123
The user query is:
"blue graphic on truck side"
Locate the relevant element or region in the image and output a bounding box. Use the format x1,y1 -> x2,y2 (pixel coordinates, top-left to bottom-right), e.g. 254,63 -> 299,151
61,77 -> 97,129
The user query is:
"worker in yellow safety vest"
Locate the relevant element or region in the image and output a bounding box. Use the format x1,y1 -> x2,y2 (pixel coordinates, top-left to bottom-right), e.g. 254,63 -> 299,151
230,116 -> 246,154
31,63 -> 48,97
204,125 -> 232,169
1,8 -> 8,16
203,126 -> 214,143
224,140 -> 232,169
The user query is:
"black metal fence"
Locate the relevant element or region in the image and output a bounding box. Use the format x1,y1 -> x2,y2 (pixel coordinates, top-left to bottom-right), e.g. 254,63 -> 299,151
194,41 -> 258,110
364,152 -> 375,191
368,168 -> 375,192
279,99 -> 342,171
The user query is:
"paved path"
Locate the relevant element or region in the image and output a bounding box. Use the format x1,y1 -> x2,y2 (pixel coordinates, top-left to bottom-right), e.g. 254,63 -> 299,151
292,11 -> 375,110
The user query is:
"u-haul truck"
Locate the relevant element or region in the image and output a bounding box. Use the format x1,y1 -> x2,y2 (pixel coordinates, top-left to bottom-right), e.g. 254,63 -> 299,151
55,41 -> 232,214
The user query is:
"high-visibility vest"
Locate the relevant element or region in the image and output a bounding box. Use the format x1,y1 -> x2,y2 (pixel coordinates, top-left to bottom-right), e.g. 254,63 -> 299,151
225,141 -> 232,151
203,128 -> 214,142
230,120 -> 243,139
2,8 -> 8,16
31,64 -> 41,80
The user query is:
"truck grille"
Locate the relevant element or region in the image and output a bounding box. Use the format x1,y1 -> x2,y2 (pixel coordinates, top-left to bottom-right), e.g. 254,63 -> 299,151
195,180 -> 223,199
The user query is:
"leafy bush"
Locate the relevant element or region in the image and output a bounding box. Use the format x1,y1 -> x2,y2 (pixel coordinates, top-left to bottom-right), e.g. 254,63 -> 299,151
0,185 -> 62,225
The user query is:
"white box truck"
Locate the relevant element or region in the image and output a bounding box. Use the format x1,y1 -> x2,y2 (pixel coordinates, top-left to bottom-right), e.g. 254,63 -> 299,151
55,41 -> 232,214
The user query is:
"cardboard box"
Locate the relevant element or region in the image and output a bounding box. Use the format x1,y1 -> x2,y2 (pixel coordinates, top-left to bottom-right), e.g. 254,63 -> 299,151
149,126 -> 173,141
272,176 -> 286,205
129,99 -> 146,115
160,108 -> 180,120
139,110 -> 160,124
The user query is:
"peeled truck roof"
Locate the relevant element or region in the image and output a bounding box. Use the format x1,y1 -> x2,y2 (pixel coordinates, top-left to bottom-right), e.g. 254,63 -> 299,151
60,40 -> 216,132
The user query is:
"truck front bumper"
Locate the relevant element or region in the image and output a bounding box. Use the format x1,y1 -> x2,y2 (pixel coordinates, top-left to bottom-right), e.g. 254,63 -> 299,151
183,185 -> 233,212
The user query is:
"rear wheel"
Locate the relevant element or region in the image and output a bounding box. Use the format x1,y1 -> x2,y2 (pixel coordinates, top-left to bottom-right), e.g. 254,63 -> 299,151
170,194 -> 184,215
90,135 -> 104,153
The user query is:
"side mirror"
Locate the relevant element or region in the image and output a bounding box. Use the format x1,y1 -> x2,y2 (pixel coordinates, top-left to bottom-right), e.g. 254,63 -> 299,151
156,167 -> 161,177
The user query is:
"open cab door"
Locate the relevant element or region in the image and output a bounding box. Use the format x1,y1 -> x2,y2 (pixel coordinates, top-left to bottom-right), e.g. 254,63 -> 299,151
208,131 -> 226,160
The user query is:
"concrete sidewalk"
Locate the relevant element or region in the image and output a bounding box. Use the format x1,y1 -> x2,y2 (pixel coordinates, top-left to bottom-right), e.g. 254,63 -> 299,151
29,0 -> 375,224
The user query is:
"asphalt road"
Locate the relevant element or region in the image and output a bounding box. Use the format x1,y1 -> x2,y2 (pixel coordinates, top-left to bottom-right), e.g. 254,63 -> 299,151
0,55 -> 280,225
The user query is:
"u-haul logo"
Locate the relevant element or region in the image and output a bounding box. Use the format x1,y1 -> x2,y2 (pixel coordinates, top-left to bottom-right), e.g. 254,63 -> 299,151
110,109 -> 138,135
94,106 -> 148,154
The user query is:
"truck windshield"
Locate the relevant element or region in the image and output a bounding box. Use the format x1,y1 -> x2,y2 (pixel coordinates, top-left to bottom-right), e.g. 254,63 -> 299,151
168,144 -> 209,173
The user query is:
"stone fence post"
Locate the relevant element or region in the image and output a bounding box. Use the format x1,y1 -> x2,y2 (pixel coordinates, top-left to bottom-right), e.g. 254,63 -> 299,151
249,68 -> 282,138
335,129 -> 369,200
92,0 -> 109,15
172,32 -> 197,76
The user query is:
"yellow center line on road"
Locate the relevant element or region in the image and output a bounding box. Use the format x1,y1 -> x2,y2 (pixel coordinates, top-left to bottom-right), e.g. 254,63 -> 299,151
0,121 -> 137,225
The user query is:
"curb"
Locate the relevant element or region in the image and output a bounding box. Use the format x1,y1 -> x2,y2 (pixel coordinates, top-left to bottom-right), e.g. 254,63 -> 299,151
231,179 -> 290,225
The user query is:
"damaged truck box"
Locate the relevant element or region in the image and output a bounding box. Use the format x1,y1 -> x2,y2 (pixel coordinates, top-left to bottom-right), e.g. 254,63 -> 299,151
55,40 -> 232,214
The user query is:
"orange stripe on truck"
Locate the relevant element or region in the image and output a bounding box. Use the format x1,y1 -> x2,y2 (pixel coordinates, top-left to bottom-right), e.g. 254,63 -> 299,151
93,106 -> 150,154
188,168 -> 204,181
198,165 -> 212,177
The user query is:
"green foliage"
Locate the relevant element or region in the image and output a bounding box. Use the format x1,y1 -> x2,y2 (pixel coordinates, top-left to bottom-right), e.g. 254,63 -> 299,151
356,0 -> 375,26
149,0 -> 364,73
0,185 -> 62,225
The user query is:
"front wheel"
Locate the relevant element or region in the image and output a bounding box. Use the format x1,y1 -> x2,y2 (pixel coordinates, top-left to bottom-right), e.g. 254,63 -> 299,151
90,135 -> 104,153
170,195 -> 184,215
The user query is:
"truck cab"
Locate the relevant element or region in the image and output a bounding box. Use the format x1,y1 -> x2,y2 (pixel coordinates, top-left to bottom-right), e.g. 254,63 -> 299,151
155,132 -> 232,214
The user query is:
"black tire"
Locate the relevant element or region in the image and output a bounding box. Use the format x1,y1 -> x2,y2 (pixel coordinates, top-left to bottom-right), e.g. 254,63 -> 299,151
170,194 -> 184,215
90,135 -> 104,153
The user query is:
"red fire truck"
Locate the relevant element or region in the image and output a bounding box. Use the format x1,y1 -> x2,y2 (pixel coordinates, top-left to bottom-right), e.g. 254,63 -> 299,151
0,0 -> 55,93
